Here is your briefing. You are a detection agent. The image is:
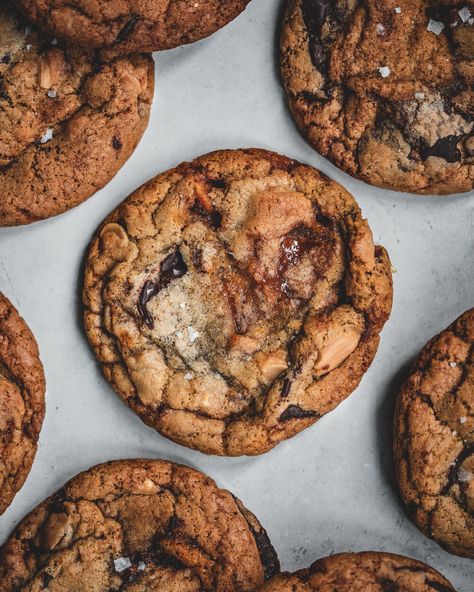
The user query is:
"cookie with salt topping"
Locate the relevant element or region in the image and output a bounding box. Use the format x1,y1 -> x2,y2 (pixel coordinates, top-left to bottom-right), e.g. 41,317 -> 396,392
281,0 -> 474,194
0,1 -> 154,226
394,307 -> 474,558
0,459 -> 279,591
83,148 -> 392,456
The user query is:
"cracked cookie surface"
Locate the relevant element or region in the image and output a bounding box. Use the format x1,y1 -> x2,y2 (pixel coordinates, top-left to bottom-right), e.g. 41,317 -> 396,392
0,1 -> 154,226
394,308 -> 474,558
0,458 -> 279,591
0,292 -> 45,516
257,552 -> 456,592
16,0 -> 252,53
281,0 -> 474,195
83,148 -> 392,456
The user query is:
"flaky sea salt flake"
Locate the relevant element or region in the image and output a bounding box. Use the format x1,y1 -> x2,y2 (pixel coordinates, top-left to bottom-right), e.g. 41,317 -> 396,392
460,416 -> 467,424
427,19 -> 445,35
40,128 -> 53,144
138,562 -> 147,571
395,7 -> 401,13
378,66 -> 391,78
114,557 -> 132,573
184,372 -> 193,381
376,23 -> 386,35
459,7 -> 472,22
47,90 -> 57,98
415,92 -> 425,100
188,326 -> 199,342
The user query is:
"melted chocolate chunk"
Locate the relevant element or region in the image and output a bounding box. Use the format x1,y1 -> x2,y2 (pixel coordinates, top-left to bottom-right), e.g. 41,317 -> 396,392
279,405 -> 319,421
302,0 -> 332,73
117,16 -> 139,42
190,199 -> 222,228
246,526 -> 280,580
281,378 -> 292,397
137,249 -> 188,329
209,178 -> 227,189
443,443 -> 474,494
421,135 -> 462,163
112,136 -> 122,150
1,54 -> 11,64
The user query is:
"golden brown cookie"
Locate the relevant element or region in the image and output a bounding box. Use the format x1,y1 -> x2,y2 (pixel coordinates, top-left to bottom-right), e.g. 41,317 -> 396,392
0,459 -> 279,591
16,0 -> 252,53
83,148 -> 393,456
0,1 -> 154,226
0,292 -> 45,515
394,308 -> 474,558
257,552 -> 456,592
281,0 -> 474,195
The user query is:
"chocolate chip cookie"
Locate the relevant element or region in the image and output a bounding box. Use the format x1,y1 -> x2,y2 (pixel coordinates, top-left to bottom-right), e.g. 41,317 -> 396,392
0,1 -> 154,226
0,458 -> 279,591
394,308 -> 474,558
281,0 -> 474,194
0,292 -> 45,516
16,0 -> 252,53
257,552 -> 456,592
83,148 -> 392,456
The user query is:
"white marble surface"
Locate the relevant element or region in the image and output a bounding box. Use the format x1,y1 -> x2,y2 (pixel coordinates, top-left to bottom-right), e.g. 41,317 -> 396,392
0,1 -> 473,589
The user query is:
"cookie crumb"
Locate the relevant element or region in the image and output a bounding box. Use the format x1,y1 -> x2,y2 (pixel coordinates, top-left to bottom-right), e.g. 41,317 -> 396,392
427,19 -> 445,35
40,128 -> 54,144
114,557 -> 132,573
378,66 -> 391,78
459,7 -> 472,22
188,326 -> 199,343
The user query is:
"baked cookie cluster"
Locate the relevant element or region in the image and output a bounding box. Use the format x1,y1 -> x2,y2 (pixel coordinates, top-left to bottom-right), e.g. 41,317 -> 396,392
0,0 -> 472,590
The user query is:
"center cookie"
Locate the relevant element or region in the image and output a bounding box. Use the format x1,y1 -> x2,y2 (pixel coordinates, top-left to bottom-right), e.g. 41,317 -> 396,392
83,149 -> 393,456
0,1 -> 154,226
281,0 -> 474,194
0,459 -> 280,591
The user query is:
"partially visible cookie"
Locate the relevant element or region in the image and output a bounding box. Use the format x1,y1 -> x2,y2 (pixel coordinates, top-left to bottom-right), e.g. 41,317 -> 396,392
0,292 -> 45,515
394,308 -> 474,558
0,1 -> 154,226
0,459 -> 280,591
257,552 -> 456,592
83,148 -> 392,456
281,0 -> 474,194
16,0 -> 252,53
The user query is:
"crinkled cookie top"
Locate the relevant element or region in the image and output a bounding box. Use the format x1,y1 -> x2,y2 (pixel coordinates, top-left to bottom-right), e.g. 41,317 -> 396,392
84,149 -> 392,456
0,459 -> 279,592
281,0 -> 474,194
395,308 -> 474,558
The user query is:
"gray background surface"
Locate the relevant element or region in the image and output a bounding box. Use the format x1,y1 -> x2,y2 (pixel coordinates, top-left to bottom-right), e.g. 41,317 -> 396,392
0,1 -> 473,589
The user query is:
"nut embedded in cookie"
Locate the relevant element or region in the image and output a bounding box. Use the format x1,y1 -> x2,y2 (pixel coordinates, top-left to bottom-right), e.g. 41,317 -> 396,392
83,148 -> 393,456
